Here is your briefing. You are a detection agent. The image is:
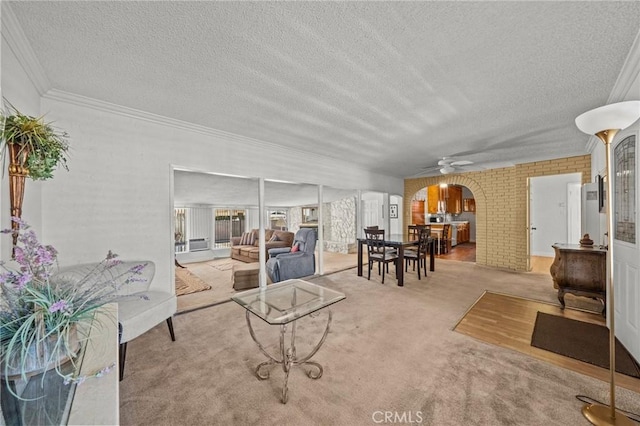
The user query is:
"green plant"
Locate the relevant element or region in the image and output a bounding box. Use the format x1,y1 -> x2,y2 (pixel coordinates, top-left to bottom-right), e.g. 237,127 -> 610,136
0,103 -> 69,180
0,218 -> 147,396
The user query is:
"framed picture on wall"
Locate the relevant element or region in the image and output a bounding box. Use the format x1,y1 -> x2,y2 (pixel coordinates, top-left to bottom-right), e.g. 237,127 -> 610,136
389,204 -> 398,219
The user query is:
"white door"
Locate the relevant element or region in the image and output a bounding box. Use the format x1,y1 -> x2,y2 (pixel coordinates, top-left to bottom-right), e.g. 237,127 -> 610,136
611,134 -> 639,361
363,199 -> 380,228
567,182 -> 582,244
362,200 -> 380,228
530,173 -> 582,257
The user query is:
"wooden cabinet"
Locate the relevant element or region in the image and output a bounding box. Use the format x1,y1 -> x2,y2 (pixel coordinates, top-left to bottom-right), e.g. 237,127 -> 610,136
427,185 -> 463,214
411,200 -> 425,224
447,186 -> 462,214
456,222 -> 469,244
427,186 -> 439,214
463,198 -> 476,212
549,244 -> 606,315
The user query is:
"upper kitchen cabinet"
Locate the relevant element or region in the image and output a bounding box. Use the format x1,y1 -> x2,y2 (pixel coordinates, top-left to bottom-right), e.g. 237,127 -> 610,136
427,186 -> 439,214
463,198 -> 476,212
427,184 -> 463,214
447,185 -> 463,214
412,200 -> 425,224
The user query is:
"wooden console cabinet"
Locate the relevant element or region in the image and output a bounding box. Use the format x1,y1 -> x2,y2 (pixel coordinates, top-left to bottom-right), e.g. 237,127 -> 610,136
549,243 -> 606,315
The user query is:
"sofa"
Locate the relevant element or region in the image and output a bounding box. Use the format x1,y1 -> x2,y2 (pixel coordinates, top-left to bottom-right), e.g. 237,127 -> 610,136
230,229 -> 294,262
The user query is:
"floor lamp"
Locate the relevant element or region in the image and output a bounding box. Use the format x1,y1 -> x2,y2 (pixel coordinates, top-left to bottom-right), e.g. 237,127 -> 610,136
575,100 -> 640,426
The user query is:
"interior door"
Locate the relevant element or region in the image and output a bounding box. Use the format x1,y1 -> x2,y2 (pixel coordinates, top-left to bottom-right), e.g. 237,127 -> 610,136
363,199 -> 380,228
530,173 -> 582,257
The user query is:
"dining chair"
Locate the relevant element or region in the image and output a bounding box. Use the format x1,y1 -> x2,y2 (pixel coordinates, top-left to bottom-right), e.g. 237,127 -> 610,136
408,225 -> 419,241
439,224 -> 451,254
364,228 -> 398,284
405,227 -> 430,280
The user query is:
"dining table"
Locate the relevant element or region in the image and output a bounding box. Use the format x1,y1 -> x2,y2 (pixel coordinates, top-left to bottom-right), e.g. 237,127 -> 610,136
356,233 -> 435,287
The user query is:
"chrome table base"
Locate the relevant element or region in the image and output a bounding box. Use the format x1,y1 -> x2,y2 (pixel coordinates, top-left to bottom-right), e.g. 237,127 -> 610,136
245,309 -> 332,403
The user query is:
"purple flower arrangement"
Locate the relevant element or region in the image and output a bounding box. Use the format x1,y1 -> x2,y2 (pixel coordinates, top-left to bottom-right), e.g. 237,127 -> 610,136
0,217 -> 147,391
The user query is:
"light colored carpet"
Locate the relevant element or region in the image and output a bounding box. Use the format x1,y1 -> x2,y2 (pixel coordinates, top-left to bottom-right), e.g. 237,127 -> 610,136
121,260 -> 639,425
175,268 -> 212,296
177,253 -> 360,313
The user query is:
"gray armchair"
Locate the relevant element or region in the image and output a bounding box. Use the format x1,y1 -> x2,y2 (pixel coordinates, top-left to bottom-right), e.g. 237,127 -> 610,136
266,228 -> 317,283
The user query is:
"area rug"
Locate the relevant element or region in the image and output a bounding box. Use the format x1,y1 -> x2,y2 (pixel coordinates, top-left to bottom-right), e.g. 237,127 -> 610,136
531,311 -> 640,378
207,259 -> 235,271
175,268 -> 212,296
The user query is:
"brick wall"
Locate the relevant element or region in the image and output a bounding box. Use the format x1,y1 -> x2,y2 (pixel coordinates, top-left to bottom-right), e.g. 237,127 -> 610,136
404,155 -> 591,271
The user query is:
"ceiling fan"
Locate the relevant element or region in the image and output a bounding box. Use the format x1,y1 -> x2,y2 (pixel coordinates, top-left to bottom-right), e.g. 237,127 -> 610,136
418,157 -> 475,175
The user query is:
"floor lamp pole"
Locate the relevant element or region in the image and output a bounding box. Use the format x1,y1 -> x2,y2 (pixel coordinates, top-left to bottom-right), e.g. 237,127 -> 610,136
575,100 -> 640,426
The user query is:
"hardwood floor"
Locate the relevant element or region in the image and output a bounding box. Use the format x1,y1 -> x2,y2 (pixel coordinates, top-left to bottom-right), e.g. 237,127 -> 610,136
437,242 -> 476,262
454,291 -> 640,392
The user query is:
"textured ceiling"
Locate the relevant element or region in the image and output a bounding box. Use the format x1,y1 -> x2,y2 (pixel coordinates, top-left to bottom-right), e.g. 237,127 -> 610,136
8,1 -> 640,179
173,171 -> 357,207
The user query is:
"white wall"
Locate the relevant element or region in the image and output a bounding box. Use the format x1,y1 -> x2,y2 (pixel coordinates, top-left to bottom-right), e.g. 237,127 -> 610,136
390,194 -> 402,235
0,31 -> 44,259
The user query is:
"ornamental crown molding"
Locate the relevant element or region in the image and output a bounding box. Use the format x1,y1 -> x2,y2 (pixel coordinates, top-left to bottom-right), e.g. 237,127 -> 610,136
43,89 -> 303,152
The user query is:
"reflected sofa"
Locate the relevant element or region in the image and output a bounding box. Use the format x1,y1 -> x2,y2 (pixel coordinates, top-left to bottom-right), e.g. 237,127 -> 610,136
230,229 -> 294,262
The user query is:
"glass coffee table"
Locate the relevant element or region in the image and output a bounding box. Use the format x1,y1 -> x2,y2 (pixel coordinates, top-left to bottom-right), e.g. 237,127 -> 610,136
231,279 -> 345,403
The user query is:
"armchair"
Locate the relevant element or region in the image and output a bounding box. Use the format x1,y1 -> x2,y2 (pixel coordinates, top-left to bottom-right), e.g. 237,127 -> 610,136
54,260 -> 176,380
266,228 -> 317,283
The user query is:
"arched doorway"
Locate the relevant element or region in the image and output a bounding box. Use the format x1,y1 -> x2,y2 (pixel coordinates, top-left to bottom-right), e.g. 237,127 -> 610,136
408,183 -> 477,262
404,174 -> 487,267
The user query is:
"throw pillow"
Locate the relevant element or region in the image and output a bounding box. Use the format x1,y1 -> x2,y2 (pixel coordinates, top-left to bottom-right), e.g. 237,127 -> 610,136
269,233 -> 280,242
239,232 -> 252,245
290,243 -> 300,253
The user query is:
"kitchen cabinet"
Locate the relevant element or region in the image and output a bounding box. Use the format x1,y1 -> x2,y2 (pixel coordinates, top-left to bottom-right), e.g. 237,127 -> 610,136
447,186 -> 463,214
463,198 -> 476,212
427,185 -> 463,214
427,186 -> 439,214
411,200 -> 425,224
456,222 -> 470,244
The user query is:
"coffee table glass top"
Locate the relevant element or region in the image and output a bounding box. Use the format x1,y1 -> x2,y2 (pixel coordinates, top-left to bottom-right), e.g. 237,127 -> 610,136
231,279 -> 346,325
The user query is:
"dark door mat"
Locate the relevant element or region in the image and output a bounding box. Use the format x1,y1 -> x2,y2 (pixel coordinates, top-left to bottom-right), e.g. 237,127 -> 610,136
531,311 -> 640,378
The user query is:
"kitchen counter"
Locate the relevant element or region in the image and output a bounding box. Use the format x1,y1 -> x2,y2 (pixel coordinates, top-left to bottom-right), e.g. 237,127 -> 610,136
429,221 -> 469,225
430,222 -> 470,246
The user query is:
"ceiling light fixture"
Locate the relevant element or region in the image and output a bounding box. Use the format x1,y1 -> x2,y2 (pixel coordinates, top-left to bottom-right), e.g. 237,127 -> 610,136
575,100 -> 640,426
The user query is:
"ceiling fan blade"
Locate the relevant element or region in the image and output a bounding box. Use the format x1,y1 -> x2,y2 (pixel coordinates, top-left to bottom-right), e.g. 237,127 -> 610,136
450,160 -> 473,166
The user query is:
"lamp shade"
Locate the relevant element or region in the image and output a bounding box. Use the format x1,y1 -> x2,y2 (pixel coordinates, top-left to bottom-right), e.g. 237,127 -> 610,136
575,100 -> 640,135
440,166 -> 455,174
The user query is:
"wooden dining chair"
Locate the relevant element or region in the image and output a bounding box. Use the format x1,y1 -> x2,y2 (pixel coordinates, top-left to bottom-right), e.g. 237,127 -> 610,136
364,228 -> 398,284
408,225 -> 419,241
439,224 -> 451,254
404,227 -> 430,280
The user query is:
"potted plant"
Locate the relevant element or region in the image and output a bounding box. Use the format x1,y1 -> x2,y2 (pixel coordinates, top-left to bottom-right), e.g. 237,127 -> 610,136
0,103 -> 70,250
0,218 -> 147,398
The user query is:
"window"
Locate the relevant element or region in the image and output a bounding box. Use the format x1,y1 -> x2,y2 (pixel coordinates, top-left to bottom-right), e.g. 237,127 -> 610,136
614,135 -> 636,244
214,209 -> 245,248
